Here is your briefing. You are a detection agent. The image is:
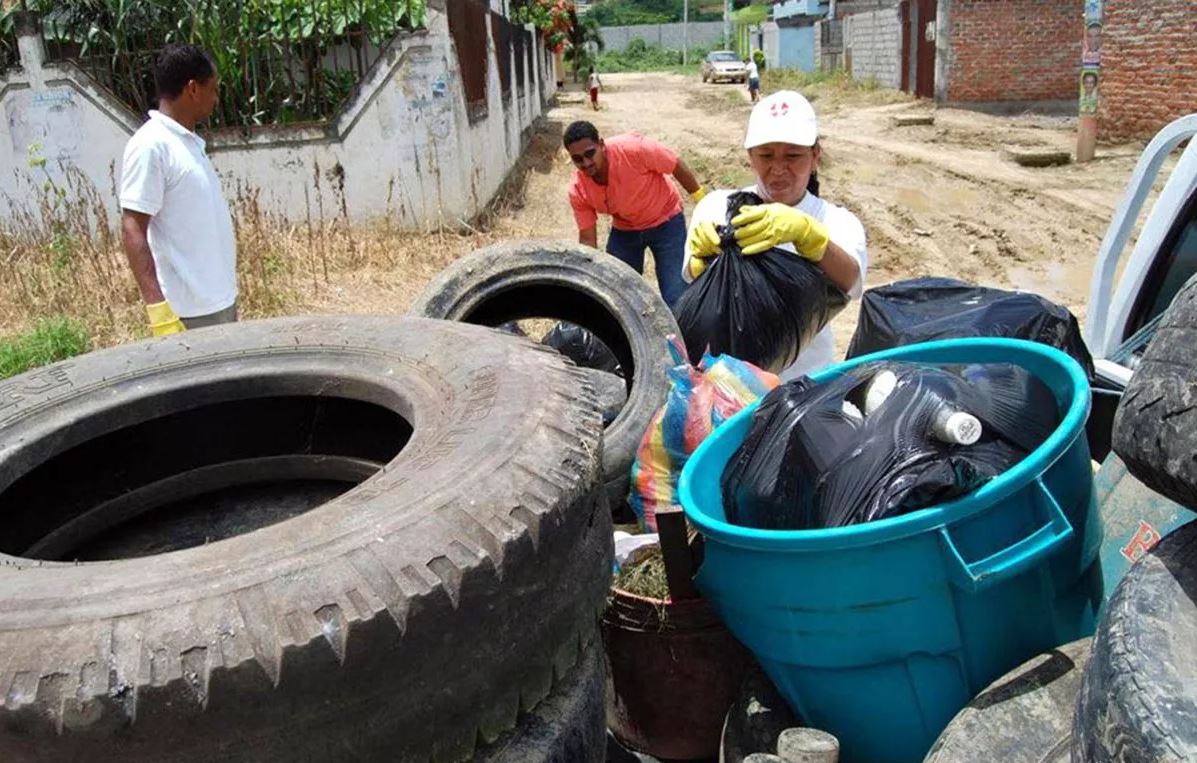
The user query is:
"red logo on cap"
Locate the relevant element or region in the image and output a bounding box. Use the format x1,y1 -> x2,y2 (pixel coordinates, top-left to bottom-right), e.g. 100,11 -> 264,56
770,101 -> 789,117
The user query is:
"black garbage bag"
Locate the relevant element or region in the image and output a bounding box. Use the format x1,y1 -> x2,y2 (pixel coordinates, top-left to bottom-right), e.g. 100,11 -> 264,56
674,191 -> 847,373
496,321 -> 527,337
542,322 -> 623,376
721,361 -> 1059,530
847,278 -> 1095,378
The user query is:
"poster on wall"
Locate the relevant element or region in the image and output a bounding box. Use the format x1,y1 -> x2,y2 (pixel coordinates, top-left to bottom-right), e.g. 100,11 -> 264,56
1082,21 -> 1102,65
1079,67 -> 1100,115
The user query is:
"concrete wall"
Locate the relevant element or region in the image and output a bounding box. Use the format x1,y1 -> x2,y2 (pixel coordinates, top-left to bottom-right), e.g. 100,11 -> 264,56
843,6 -> 901,88
0,5 -> 553,230
1098,0 -> 1197,140
940,0 -> 1082,103
600,21 -> 727,52
763,22 -> 781,68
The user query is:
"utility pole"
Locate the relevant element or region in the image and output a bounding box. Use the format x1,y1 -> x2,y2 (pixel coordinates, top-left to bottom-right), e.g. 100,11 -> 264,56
683,0 -> 689,65
724,0 -> 732,50
1076,0 -> 1103,162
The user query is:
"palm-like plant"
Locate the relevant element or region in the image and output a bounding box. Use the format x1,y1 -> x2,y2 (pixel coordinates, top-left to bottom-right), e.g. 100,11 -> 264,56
564,11 -> 603,82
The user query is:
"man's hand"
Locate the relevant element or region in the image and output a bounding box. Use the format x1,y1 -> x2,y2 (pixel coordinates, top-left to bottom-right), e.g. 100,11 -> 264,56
731,204 -> 830,261
146,301 -> 186,337
686,220 -> 722,279
690,186 -> 707,203
579,227 -> 599,249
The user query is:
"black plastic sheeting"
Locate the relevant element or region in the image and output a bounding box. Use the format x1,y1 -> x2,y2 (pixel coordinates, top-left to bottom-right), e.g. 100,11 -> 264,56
542,322 -> 623,376
721,361 -> 1060,530
674,191 -> 847,374
847,278 -> 1095,378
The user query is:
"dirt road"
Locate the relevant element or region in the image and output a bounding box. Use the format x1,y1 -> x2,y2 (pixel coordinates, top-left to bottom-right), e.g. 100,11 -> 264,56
315,71 -> 1165,354
460,72 -> 1165,351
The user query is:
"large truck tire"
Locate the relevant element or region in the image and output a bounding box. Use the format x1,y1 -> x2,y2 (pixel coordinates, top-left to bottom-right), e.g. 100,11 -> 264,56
924,639 -> 1089,763
477,634 -> 606,763
409,240 -> 680,509
1113,273 -> 1197,510
1072,523 -> 1197,763
0,316 -> 612,762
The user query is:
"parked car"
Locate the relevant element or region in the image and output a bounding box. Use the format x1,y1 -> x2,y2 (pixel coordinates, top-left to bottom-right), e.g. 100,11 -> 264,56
701,51 -> 748,84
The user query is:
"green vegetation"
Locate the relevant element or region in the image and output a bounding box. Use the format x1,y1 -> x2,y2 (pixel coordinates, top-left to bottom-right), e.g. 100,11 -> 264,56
0,0 -> 427,128
565,13 -> 606,81
0,317 -> 90,379
585,0 -> 720,26
596,38 -> 722,73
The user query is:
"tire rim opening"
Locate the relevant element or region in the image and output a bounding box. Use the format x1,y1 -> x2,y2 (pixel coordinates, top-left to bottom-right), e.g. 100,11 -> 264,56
1,395 -> 411,561
459,284 -> 635,425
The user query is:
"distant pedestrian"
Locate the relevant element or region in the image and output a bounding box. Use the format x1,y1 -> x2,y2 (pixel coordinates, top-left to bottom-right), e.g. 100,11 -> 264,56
565,120 -> 706,308
588,67 -> 602,111
746,56 -> 761,103
119,43 -> 237,337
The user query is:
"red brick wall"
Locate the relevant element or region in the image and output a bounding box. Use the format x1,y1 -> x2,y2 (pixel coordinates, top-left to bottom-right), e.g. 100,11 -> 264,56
1098,0 -> 1197,140
945,0 -> 1083,102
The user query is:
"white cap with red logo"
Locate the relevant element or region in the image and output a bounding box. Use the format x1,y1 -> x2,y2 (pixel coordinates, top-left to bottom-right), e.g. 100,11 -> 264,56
743,90 -> 819,149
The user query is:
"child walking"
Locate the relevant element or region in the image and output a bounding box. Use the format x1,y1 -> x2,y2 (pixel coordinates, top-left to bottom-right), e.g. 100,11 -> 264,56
588,68 -> 602,110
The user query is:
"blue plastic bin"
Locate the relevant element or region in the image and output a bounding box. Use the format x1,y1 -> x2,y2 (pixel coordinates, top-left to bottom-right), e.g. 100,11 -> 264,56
678,339 -> 1104,763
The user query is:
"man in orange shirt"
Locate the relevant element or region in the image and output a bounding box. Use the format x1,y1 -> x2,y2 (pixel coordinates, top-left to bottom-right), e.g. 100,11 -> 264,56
565,121 -> 706,307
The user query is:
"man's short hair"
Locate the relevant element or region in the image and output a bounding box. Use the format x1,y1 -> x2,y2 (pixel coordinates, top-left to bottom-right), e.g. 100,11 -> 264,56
563,120 -> 600,147
154,44 -> 216,100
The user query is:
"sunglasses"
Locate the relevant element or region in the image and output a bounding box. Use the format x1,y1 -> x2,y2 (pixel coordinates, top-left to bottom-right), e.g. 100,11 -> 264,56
570,147 -> 598,164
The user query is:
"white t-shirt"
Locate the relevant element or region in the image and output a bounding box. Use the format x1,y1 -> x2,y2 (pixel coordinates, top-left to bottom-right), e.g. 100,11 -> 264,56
682,186 -> 868,381
588,72 -> 601,90
747,61 -> 760,80
119,111 -> 237,317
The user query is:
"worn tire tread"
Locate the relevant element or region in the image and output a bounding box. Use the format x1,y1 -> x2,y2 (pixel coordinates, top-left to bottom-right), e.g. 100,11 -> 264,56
1072,523 -> 1197,763
0,317 -> 612,762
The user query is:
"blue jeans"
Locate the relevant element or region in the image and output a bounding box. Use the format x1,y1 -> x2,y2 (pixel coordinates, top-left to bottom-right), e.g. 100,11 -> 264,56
606,212 -> 688,308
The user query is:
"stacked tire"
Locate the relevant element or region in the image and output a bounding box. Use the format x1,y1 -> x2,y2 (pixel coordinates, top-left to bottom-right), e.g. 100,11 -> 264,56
0,316 -> 613,761
410,240 -> 681,511
1071,273 -> 1197,763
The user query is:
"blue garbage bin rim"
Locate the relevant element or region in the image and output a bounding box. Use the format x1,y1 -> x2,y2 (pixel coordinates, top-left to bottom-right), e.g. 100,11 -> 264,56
678,338 -> 1092,551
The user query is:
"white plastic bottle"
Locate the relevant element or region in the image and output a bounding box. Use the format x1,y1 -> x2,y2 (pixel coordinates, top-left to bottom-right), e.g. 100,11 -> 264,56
863,369 -> 982,445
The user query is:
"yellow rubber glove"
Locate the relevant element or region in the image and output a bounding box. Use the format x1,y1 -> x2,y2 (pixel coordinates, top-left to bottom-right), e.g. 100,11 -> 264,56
731,204 -> 830,261
690,186 -> 708,203
146,301 -> 186,337
686,220 -> 721,279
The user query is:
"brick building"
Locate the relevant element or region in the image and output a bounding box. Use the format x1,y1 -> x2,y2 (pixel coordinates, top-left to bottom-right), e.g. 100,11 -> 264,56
936,0 -> 1083,103
816,0 -> 1084,104
1097,0 -> 1197,140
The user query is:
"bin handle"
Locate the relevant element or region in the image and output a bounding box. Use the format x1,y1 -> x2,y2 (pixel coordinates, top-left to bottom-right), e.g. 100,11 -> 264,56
940,478 -> 1074,592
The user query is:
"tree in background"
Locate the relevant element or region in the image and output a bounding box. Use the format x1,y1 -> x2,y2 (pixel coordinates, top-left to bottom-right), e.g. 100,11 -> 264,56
586,0 -> 720,26
565,11 -> 604,82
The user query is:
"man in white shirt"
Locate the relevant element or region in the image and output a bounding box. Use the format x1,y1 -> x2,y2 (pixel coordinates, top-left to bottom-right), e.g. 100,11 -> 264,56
119,44 -> 237,336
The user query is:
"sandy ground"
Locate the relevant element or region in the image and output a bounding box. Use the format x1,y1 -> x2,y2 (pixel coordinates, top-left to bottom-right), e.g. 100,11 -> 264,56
305,71 -> 1170,355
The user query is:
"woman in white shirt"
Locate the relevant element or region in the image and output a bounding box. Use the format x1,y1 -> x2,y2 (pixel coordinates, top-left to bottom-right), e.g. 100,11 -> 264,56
682,90 -> 868,381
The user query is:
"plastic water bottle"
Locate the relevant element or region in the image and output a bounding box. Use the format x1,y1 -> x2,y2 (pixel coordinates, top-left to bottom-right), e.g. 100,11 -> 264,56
863,370 -> 899,415
863,369 -> 982,446
930,406 -> 982,446
841,399 -> 864,423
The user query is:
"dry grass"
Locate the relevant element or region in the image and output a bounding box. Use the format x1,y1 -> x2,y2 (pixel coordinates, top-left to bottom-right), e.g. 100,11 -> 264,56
0,119 -> 577,354
613,545 -> 670,600
759,68 -> 915,114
